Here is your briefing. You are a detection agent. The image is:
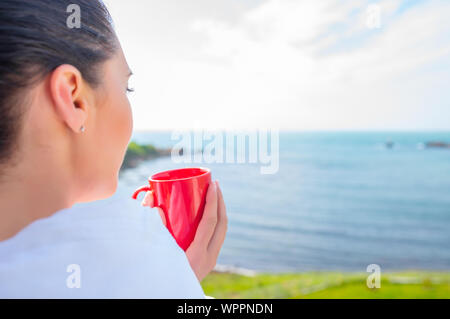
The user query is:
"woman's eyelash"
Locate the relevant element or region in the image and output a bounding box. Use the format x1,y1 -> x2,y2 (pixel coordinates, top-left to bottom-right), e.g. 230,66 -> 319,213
126,86 -> 135,93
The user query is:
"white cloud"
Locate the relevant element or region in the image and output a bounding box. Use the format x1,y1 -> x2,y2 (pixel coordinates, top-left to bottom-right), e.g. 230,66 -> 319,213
106,0 -> 450,130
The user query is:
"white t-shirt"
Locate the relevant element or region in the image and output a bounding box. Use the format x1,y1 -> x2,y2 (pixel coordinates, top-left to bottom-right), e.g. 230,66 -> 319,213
0,194 -> 206,298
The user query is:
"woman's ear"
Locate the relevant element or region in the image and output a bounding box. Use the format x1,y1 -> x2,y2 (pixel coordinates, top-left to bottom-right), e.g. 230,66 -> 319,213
49,64 -> 88,133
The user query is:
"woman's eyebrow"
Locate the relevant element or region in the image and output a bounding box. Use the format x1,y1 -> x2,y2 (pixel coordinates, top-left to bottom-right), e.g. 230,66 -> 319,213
128,70 -> 133,78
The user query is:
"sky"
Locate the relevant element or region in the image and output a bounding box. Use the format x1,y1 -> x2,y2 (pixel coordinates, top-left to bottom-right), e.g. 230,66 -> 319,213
103,0 -> 450,131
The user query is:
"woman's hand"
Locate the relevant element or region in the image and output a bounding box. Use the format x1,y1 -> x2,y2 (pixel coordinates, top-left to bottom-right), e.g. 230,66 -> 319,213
141,180 -> 228,282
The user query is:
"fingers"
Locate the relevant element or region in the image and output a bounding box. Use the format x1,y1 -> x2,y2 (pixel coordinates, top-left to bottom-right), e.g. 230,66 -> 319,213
141,190 -> 167,226
207,181 -> 228,255
141,190 -> 155,208
191,181 -> 218,248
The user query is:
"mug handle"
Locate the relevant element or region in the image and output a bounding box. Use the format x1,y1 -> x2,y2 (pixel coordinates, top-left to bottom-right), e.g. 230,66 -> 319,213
131,185 -> 152,200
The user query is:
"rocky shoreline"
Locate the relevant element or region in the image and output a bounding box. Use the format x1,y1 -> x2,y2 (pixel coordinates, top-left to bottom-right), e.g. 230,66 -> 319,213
426,141 -> 450,149
120,141 -> 174,170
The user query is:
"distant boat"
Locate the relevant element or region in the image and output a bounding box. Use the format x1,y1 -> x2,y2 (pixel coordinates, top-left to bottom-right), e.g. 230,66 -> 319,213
385,139 -> 394,149
425,141 -> 450,149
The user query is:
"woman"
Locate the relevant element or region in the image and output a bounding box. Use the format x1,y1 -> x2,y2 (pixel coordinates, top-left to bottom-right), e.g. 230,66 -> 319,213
0,0 -> 227,298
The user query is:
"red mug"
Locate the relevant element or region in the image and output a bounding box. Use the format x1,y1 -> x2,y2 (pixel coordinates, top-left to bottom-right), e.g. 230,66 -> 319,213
131,167 -> 211,251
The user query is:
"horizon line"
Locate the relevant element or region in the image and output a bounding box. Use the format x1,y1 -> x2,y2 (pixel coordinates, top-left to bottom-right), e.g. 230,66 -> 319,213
132,128 -> 450,133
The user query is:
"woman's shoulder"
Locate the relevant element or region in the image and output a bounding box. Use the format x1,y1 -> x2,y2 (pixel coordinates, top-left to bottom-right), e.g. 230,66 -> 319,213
0,194 -> 205,298
0,195 -> 171,253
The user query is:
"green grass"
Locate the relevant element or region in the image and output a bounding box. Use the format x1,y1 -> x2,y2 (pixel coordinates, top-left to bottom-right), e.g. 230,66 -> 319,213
126,141 -> 158,157
201,271 -> 450,299
121,141 -> 161,170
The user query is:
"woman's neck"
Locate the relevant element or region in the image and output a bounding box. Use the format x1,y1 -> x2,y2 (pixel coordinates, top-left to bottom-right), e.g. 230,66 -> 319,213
0,151 -> 75,241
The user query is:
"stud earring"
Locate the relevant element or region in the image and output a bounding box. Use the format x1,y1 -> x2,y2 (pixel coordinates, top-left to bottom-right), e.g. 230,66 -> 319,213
80,125 -> 85,133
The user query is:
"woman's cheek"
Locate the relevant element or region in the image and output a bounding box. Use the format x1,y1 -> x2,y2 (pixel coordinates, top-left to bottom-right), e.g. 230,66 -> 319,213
116,95 -> 133,152
126,99 -> 133,140
123,98 -> 133,144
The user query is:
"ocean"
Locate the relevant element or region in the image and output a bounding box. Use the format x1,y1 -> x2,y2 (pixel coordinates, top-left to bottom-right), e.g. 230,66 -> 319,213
116,131 -> 450,272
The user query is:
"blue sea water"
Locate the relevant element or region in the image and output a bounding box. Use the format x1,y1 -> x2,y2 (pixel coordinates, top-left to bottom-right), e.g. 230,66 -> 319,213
117,131 -> 450,272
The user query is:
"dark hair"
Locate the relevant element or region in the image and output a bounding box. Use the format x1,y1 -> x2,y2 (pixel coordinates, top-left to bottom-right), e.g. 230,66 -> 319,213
0,0 -> 117,170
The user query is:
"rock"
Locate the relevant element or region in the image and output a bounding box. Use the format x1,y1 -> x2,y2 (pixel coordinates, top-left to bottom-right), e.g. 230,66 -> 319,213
425,141 -> 450,149
120,142 -> 172,171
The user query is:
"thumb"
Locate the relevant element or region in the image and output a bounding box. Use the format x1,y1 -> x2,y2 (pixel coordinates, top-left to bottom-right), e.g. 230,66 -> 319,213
141,190 -> 155,207
141,191 -> 167,227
